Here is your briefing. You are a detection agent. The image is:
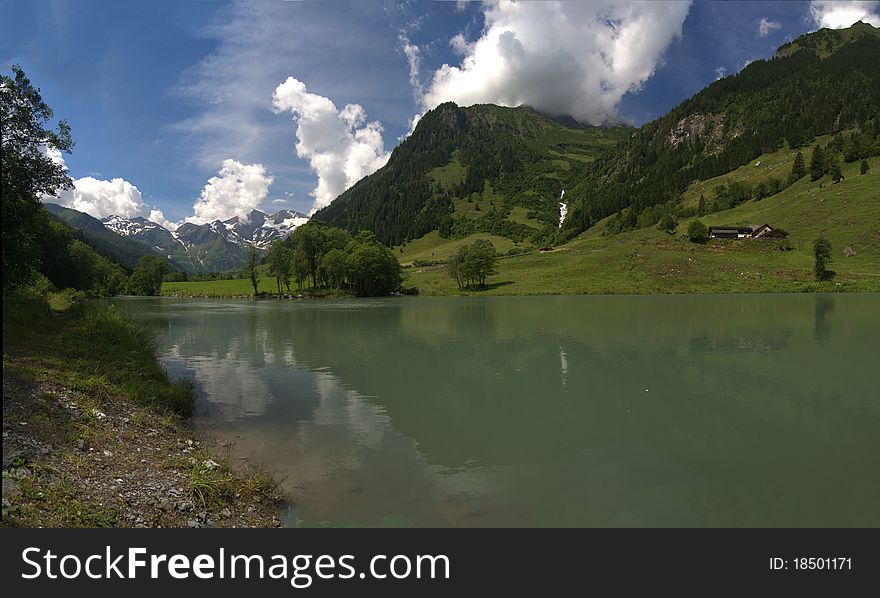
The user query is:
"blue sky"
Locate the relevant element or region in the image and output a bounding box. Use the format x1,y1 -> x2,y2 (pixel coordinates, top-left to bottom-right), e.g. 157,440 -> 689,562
2,0 -> 878,226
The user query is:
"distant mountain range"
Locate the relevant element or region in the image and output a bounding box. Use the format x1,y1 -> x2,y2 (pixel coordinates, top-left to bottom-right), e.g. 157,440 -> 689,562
45,204 -> 308,273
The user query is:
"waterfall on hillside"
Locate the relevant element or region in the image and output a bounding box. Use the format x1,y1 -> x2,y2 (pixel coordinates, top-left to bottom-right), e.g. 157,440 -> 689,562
558,189 -> 567,228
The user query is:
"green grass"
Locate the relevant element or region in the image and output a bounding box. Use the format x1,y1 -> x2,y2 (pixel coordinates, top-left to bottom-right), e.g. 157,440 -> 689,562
427,152 -> 466,191
396,231 -> 523,265
408,156 -> 880,295
682,136 -> 832,209
507,206 -> 543,229
160,153 -> 878,298
451,183 -> 505,218
2,291 -> 285,528
3,294 -> 195,415
163,276 -> 279,297
681,156 -> 880,271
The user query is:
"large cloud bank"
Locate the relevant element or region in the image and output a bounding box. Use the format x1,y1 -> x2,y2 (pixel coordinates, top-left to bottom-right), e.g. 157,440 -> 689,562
273,77 -> 390,213
809,1 -> 880,28
420,0 -> 692,124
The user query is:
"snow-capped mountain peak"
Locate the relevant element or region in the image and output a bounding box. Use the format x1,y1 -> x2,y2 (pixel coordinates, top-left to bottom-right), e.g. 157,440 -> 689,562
102,214 -> 162,237
97,208 -> 310,273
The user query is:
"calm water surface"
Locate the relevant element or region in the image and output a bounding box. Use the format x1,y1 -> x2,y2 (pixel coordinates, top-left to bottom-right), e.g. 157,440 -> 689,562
113,294 -> 880,527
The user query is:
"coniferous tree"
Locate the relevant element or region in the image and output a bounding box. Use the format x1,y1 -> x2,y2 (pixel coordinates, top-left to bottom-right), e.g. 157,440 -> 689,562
861,159 -> 870,175
789,151 -> 806,183
697,194 -> 707,215
830,159 -> 843,183
813,237 -> 833,281
810,144 -> 826,181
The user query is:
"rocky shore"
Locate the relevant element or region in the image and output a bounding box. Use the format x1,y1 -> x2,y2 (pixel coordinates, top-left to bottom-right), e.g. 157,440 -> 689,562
2,368 -> 283,528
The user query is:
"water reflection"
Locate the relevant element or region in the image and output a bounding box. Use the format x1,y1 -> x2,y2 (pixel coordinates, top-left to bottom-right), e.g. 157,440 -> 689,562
814,295 -> 834,344
114,294 -> 880,527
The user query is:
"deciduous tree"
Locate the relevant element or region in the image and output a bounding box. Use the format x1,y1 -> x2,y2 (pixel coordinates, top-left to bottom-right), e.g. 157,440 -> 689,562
1,65 -> 74,292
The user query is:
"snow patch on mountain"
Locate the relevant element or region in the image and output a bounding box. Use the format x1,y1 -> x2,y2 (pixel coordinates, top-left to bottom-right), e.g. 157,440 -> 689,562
102,215 -> 161,237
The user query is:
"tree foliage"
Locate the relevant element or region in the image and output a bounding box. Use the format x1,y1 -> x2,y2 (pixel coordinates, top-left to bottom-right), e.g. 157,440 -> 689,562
244,246 -> 259,295
266,239 -> 291,294
657,213 -> 678,234
789,151 -> 806,183
127,256 -> 168,296
810,144 -> 827,181
687,220 -> 709,243
448,239 -> 498,290
830,158 -> 843,183
813,237 -> 833,281
2,64 -> 74,292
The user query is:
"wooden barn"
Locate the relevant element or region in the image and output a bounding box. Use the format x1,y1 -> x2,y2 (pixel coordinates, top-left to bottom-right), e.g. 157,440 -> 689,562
708,224 -> 789,240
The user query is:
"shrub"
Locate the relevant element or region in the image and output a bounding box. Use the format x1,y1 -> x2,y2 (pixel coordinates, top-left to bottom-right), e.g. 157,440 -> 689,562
657,213 -> 678,234
687,220 -> 709,243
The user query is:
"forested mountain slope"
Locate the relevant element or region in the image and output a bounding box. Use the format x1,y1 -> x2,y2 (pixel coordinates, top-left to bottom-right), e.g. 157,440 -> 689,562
44,203 -> 181,271
313,103 -> 630,246
561,21 -> 880,238
314,23 -> 879,252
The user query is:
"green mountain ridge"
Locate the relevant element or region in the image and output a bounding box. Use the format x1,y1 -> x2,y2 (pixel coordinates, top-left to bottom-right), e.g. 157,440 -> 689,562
314,23 -> 879,253
561,21 -> 880,237
43,203 -> 182,271
776,20 -> 880,58
313,103 -> 631,247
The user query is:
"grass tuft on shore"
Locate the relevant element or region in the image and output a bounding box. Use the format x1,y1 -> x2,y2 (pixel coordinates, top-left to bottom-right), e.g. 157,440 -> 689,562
5,293 -> 195,415
3,289 -> 285,528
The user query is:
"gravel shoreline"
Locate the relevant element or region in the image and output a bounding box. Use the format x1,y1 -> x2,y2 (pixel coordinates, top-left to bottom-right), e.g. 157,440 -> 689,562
2,372 -> 283,528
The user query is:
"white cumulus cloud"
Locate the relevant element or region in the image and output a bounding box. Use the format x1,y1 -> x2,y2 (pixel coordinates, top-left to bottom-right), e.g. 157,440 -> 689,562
758,17 -> 782,37
272,77 -> 390,214
809,1 -> 880,28
186,159 -> 274,225
51,177 -> 147,220
149,209 -> 179,231
42,148 -> 151,220
450,33 -> 474,56
41,149 -> 273,229
420,0 -> 692,124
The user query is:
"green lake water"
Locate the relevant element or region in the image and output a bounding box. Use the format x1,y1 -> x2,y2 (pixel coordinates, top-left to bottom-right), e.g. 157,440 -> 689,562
112,294 -> 880,527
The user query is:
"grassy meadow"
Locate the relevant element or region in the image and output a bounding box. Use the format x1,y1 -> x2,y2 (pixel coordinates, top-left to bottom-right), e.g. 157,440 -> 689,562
161,154 -> 879,298
162,276 -> 280,297
406,155 -> 880,295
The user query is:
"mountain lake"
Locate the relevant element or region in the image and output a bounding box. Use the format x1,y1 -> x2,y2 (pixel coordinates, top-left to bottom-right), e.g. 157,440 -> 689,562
111,293 -> 880,527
